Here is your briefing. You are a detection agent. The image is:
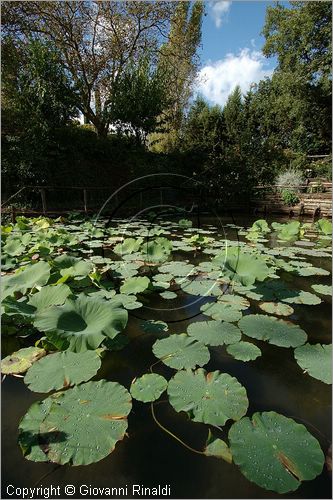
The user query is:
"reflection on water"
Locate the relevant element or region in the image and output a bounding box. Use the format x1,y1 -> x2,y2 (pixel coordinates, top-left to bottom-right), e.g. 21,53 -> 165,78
2,216 -> 332,499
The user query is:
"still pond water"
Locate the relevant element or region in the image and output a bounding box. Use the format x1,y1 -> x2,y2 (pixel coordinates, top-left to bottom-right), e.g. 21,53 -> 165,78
2,215 -> 332,499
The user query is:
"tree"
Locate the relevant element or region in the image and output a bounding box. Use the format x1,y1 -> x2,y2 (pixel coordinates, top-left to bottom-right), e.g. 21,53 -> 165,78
261,1 -> 332,154
223,85 -> 244,145
2,37 -> 79,188
111,56 -> 168,145
150,1 -> 204,152
262,1 -> 331,82
182,96 -> 224,154
2,1 -> 175,137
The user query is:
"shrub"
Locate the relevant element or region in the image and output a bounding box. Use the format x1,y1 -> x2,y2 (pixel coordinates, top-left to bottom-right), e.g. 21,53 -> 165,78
281,189 -> 300,206
276,168 -> 304,191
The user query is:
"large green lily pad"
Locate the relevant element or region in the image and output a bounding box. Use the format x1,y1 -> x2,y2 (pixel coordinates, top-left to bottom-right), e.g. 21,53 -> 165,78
180,279 -> 222,297
34,294 -> 128,352
258,302 -> 294,317
238,314 -> 307,348
120,276 -> 150,295
1,347 -> 46,375
311,284 -> 332,296
18,380 -> 132,465
53,255 -> 93,279
152,334 -> 210,369
296,267 -> 330,277
114,238 -> 143,255
187,320 -> 241,346
24,350 -> 102,392
226,342 -> 262,361
214,248 -> 270,286
294,343 -> 332,384
283,291 -> 321,306
200,301 -> 242,322
229,411 -> 324,493
130,373 -> 167,402
2,261 -> 51,299
167,369 -> 248,426
28,284 -> 71,311
158,261 -> 195,277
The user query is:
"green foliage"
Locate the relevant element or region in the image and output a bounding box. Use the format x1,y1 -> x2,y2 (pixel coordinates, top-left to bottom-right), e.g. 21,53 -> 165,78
238,314 -> 307,348
152,334 -> 210,370
18,381 -> 132,465
112,57 -> 168,145
1,212 -> 330,491
214,247 -> 271,286
24,350 -> 102,393
167,368 -> 249,426
130,374 -> 168,402
261,2 -> 332,154
281,189 -> 300,206
294,343 -> 332,384
229,411 -> 325,493
33,294 -> 128,352
276,169 -> 303,190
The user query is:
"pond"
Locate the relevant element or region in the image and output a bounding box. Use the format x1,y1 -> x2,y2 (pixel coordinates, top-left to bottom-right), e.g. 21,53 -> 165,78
1,214 -> 332,499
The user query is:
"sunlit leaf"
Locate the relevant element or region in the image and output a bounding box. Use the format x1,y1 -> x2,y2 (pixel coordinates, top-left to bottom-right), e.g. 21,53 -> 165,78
167,368 -> 248,426
229,411 -> 324,493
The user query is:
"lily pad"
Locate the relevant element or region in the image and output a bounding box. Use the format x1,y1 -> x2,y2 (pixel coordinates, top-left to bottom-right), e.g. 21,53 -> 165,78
2,261 -> 51,299
1,347 -> 46,375
238,314 -> 307,348
180,279 -> 222,297
152,334 -> 210,370
53,255 -> 93,279
283,291 -> 321,306
24,351 -> 102,392
167,369 -> 248,426
200,301 -> 242,322
158,261 -> 195,277
296,267 -> 330,277
34,294 -> 128,352
311,284 -> 332,296
110,294 -> 142,310
143,237 -> 172,263
28,284 -> 71,311
18,380 -> 132,465
160,291 -> 177,299
204,438 -> 232,463
120,276 -> 150,295
114,238 -> 143,255
130,373 -> 167,402
258,302 -> 294,317
316,218 -> 332,235
226,342 -> 261,361
294,343 -> 332,384
214,248 -> 270,286
229,411 -> 325,493
249,220 -> 270,233
187,321 -> 241,346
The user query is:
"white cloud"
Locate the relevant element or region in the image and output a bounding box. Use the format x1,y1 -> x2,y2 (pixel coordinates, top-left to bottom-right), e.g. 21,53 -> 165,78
209,1 -> 231,28
196,48 -> 274,106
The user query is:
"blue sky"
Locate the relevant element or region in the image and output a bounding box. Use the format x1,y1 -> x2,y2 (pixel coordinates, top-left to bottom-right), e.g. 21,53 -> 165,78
195,1 -> 279,106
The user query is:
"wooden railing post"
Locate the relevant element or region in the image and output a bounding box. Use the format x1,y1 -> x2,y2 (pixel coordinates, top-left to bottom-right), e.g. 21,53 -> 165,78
40,188 -> 47,215
83,189 -> 88,214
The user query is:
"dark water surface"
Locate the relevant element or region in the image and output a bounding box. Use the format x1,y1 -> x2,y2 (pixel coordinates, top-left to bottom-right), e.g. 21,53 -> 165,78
2,216 -> 332,499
